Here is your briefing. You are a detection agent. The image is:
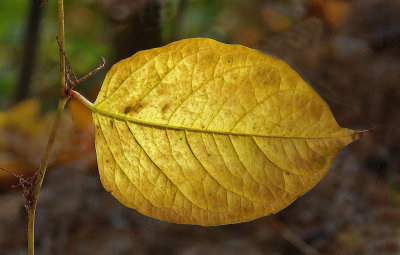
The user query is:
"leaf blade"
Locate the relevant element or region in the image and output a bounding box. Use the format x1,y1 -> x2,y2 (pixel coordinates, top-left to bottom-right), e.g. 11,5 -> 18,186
93,38 -> 357,225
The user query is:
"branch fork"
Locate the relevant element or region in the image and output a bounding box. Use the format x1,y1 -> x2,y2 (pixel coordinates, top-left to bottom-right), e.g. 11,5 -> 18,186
56,37 -> 105,97
0,168 -> 37,208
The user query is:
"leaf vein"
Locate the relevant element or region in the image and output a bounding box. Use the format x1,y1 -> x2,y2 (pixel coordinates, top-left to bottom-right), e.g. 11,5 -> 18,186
96,114 -> 161,209
125,123 -> 208,212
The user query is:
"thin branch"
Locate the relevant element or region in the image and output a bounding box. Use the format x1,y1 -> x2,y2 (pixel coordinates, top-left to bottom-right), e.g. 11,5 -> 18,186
56,36 -> 105,95
27,97 -> 68,255
76,57 -> 105,84
56,36 -> 78,85
26,1 -> 105,253
0,167 -> 37,208
57,1 -> 66,98
27,1 -> 66,254
0,167 -> 22,179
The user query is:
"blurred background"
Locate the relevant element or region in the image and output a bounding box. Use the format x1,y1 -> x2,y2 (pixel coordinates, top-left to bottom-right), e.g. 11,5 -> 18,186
0,0 -> 399,254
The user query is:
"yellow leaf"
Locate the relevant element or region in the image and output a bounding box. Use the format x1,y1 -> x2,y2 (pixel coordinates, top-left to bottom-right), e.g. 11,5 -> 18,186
90,38 -> 364,225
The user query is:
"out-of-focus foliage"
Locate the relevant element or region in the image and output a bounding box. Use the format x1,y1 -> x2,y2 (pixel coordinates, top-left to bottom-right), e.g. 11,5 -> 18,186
0,1 -> 26,99
162,0 -> 235,42
0,0 -> 111,108
0,99 -> 96,188
308,0 -> 350,28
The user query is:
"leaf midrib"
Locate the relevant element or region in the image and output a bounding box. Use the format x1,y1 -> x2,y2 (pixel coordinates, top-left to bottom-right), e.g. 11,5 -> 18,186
93,108 -> 350,140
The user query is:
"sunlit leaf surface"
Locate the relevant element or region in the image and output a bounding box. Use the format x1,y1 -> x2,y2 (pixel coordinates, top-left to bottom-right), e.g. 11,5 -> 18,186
92,38 -> 360,225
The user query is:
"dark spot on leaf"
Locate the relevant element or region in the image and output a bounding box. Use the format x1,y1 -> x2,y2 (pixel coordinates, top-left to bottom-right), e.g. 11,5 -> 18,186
227,60 -> 231,63
124,106 -> 133,114
110,120 -> 114,128
161,104 -> 169,113
284,172 -> 290,176
106,160 -> 109,163
133,104 -> 144,113
208,153 -> 211,157
179,137 -> 183,141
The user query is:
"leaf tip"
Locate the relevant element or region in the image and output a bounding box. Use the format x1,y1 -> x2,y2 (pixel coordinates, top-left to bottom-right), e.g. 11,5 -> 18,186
353,127 -> 378,141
